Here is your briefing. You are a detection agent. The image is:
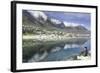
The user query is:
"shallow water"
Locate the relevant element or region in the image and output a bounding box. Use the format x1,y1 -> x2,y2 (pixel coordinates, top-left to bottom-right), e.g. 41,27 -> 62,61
23,38 -> 90,63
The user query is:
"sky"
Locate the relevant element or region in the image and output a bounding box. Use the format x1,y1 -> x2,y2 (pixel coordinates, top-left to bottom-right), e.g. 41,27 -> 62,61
44,11 -> 91,30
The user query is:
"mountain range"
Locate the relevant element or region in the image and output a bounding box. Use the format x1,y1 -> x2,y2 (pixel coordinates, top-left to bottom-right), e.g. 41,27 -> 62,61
22,10 -> 90,35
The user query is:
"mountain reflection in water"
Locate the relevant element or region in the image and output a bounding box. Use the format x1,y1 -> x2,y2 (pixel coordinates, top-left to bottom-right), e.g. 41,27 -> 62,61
23,38 -> 91,63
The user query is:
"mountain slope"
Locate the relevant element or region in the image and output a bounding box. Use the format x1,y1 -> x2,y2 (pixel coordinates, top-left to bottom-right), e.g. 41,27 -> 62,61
22,10 -> 90,35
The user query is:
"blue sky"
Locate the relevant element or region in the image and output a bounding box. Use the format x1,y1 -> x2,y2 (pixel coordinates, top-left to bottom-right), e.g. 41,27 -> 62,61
44,11 -> 91,30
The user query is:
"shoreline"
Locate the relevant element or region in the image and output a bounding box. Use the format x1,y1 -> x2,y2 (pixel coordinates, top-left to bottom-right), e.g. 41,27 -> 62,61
23,35 -> 90,41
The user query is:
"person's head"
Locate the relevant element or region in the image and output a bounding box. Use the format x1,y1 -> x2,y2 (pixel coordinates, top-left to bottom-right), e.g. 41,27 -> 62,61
84,47 -> 88,51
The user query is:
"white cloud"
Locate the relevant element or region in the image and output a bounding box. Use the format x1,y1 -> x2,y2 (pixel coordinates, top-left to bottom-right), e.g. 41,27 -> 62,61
27,11 -> 47,21
50,18 -> 62,24
64,21 -> 80,27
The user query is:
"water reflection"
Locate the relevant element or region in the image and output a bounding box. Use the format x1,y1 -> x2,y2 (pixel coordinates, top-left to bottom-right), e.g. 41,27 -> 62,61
23,38 -> 91,63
